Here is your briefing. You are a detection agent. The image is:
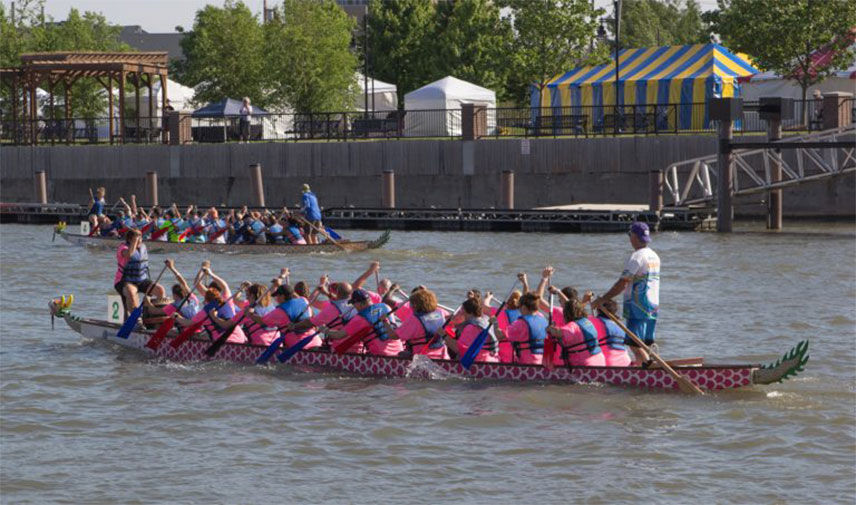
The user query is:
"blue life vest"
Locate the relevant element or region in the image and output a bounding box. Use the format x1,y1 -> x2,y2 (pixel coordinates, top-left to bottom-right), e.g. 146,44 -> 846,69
515,314 -> 547,355
358,303 -> 391,342
504,308 -> 522,325
278,298 -> 310,326
120,243 -> 149,283
218,298 -> 236,319
330,299 -> 356,327
286,225 -> 303,244
409,310 -> 447,350
598,317 -> 626,351
201,300 -> 224,337
456,316 -> 498,353
173,297 -> 200,320
267,223 -> 284,243
89,199 -> 104,216
563,317 -> 603,356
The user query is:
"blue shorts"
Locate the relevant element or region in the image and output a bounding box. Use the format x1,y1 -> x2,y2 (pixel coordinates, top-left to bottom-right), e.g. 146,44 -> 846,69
625,318 -> 656,346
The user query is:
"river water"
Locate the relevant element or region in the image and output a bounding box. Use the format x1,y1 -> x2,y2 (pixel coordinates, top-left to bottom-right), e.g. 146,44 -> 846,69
1,223 -> 854,504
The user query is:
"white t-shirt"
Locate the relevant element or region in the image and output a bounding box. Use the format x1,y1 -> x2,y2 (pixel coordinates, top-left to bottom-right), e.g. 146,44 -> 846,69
620,246 -> 660,320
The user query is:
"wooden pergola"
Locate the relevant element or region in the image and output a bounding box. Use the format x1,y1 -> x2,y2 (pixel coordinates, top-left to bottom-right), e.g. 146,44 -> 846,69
0,52 -> 169,145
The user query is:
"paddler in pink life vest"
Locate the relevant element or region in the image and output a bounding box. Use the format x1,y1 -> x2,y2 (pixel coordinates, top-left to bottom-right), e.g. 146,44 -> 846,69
323,289 -> 404,356
592,299 -> 631,367
494,285 -> 523,362
383,287 -> 450,359
214,283 -> 280,346
143,259 -> 201,321
176,285 -> 248,343
492,292 -> 548,365
294,278 -> 357,344
446,297 -> 500,363
247,284 -> 321,349
351,261 -> 384,304
545,285 -> 578,326
547,292 -> 606,368
115,229 -> 165,319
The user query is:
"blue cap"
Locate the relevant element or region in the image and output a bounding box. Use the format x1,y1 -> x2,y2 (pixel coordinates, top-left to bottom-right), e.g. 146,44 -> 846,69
629,222 -> 651,243
349,289 -> 370,304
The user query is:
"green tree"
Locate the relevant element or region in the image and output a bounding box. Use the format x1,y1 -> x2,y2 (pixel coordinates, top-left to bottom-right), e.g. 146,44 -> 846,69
175,1 -> 267,107
708,0 -> 856,121
433,0 -> 513,102
501,0 -> 607,106
264,0 -> 357,113
367,0 -> 438,105
615,0 -> 708,48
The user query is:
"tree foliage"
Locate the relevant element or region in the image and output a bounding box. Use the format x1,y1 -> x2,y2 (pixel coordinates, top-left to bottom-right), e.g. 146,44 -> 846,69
264,0 -> 357,113
433,0 -> 513,102
1,2 -> 127,118
615,0 -> 709,48
708,0 -> 856,103
174,1 -> 267,107
501,0 -> 607,106
366,0 -> 438,106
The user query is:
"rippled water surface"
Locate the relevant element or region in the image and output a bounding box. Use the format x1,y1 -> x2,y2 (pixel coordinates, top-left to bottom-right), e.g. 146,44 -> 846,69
2,223 -> 855,504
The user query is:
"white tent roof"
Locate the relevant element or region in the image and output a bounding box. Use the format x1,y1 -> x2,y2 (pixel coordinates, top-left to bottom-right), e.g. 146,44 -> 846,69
405,76 -> 496,105
356,73 -> 396,93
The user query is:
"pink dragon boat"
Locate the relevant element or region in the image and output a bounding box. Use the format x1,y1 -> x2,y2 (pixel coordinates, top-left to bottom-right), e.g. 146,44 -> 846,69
50,300 -> 809,392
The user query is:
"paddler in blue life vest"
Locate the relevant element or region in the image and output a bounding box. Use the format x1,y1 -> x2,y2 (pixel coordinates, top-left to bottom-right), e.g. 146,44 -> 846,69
114,229 -> 165,319
300,184 -> 323,244
87,186 -> 106,232
593,221 -> 660,362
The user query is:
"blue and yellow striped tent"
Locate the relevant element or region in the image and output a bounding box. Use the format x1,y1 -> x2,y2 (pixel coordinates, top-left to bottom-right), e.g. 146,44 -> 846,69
531,43 -> 758,131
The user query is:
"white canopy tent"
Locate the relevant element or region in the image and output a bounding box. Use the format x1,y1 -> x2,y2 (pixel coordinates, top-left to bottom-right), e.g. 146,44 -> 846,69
404,76 -> 496,137
740,66 -> 856,102
355,73 -> 398,112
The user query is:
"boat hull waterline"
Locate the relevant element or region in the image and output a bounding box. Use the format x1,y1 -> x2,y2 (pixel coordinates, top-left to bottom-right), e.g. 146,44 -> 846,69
58,230 -> 390,254
55,311 -> 809,392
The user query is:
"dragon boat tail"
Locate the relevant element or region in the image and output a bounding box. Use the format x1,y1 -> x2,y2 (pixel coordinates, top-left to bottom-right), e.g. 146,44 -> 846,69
49,298 -> 809,392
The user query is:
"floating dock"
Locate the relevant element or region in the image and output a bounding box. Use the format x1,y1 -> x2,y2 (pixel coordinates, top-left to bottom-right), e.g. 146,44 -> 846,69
1,202 -> 715,232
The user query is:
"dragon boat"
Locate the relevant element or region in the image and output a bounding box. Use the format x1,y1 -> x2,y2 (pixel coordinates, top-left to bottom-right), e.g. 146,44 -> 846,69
49,297 -> 809,392
56,227 -> 390,255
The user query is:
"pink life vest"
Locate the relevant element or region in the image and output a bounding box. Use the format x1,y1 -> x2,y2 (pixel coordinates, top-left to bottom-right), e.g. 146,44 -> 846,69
557,319 -> 605,367
239,304 -> 280,346
589,316 -> 631,367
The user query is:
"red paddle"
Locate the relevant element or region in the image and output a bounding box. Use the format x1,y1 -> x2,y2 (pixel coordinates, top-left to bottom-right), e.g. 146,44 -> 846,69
332,302 -> 405,354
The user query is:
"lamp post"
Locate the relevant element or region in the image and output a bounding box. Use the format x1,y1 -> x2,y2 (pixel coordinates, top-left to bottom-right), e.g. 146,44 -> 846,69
613,0 -> 622,135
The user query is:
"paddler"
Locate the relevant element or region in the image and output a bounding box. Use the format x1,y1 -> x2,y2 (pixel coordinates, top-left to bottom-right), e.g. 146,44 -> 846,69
300,184 -> 323,244
87,186 -> 106,232
322,289 -> 404,356
446,297 -> 500,363
592,299 -> 631,367
246,284 -> 322,350
592,221 -> 660,361
216,283 -> 280,346
205,207 -> 228,244
143,259 -> 201,320
547,290 -> 605,367
383,287 -> 450,359
491,292 -> 547,365
115,229 -> 165,319
292,276 -> 356,340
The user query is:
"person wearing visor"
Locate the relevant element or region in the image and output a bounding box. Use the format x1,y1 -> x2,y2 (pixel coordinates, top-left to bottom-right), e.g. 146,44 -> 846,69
322,289 -> 404,356
593,221 -> 660,352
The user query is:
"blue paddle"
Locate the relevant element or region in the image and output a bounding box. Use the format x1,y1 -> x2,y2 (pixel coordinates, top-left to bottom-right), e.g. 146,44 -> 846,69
324,226 -> 342,240
460,280 -> 518,369
116,264 -> 168,339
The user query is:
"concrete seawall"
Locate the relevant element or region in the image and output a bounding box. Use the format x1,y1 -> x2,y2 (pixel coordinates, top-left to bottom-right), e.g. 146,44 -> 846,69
1,137 -> 853,217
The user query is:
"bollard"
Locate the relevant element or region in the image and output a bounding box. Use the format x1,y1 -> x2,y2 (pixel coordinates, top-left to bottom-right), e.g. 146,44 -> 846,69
382,170 -> 395,208
501,170 -> 514,209
145,171 -> 158,206
649,170 -> 663,214
34,171 -> 47,204
710,98 -> 741,233
250,163 -> 265,207
767,118 -> 782,230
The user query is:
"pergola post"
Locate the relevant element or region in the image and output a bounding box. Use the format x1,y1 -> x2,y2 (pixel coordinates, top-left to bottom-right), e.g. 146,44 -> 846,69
135,72 -> 141,143
108,73 -> 114,144
11,76 -> 18,144
119,71 -> 125,144
48,79 -> 55,145
147,73 -> 154,142
160,74 -> 168,144
63,80 -> 71,144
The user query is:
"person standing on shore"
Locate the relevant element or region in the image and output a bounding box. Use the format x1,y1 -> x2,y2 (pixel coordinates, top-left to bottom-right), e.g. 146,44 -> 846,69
239,97 -> 252,143
593,222 -> 660,358
301,184 -> 323,244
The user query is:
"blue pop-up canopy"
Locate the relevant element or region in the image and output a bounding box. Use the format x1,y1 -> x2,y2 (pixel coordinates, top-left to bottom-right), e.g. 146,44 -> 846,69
191,98 -> 269,118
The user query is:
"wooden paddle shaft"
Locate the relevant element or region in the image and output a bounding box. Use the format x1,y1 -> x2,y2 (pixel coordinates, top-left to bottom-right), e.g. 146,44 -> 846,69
600,308 -> 705,395
294,214 -> 344,249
